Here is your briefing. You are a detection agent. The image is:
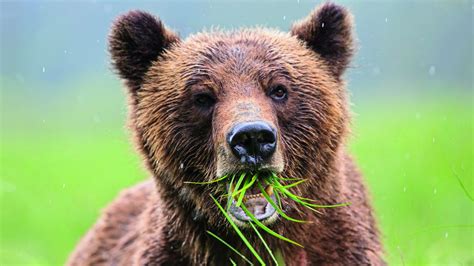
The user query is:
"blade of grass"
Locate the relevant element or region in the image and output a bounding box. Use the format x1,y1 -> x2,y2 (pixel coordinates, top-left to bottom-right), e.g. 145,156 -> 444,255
279,179 -> 307,189
273,179 -> 350,208
206,230 -> 253,265
273,189 -> 282,209
274,186 -> 337,209
272,186 -> 322,214
230,258 -> 237,266
184,175 -> 228,185
275,250 -> 286,266
249,222 -> 279,266
210,194 -> 265,265
234,173 -> 258,196
240,203 -> 303,248
226,174 -> 236,210
257,182 -> 307,223
236,174 -> 258,207
232,173 -> 247,198
271,172 -> 302,181
236,182 -> 248,208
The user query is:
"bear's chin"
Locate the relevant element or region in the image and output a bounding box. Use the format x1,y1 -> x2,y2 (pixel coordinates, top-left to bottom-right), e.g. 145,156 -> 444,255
225,182 -> 279,227
228,200 -> 279,228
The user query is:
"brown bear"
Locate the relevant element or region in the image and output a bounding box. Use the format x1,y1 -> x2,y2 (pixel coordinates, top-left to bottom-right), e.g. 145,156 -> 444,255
68,3 -> 384,265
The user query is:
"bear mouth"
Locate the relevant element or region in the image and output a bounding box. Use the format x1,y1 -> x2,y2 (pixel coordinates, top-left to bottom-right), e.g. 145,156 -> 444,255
226,177 -> 278,225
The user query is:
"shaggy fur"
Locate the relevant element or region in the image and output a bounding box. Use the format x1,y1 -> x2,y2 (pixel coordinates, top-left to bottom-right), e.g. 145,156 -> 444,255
68,3 -> 384,265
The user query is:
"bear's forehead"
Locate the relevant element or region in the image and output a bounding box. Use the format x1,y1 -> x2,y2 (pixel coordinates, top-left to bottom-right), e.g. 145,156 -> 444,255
175,29 -> 308,65
160,29 -> 313,83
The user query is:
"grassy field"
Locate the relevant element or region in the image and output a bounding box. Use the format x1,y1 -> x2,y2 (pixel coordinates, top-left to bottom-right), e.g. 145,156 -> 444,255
0,94 -> 472,265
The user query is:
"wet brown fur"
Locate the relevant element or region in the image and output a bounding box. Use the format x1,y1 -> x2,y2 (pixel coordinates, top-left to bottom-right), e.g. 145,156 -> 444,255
68,3 -> 384,265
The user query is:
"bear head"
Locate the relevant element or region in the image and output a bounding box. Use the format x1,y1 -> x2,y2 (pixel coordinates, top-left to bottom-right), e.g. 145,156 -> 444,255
109,3 -> 353,231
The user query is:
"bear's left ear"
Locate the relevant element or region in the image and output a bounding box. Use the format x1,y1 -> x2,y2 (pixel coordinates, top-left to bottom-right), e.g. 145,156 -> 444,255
108,10 -> 180,92
291,3 -> 354,78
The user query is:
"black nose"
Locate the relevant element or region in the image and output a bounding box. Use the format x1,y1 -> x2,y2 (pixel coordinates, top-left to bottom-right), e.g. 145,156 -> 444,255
227,121 -> 277,166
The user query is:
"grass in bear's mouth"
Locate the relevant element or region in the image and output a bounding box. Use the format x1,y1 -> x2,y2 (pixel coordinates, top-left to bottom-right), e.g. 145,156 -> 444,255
187,172 -> 350,265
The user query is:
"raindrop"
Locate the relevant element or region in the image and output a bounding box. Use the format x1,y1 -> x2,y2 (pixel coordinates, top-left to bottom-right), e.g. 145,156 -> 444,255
283,15 -> 286,21
432,137 -> 436,143
93,115 -> 101,123
15,73 -> 25,83
180,163 -> 184,169
433,188 -> 437,194
372,66 -> 380,75
403,187 -> 407,192
445,232 -> 448,238
429,66 -> 436,76
321,22 -> 325,28
42,67 -> 46,73
415,112 -> 421,119
64,50 -> 68,54
62,183 -> 66,189
385,17 -> 388,23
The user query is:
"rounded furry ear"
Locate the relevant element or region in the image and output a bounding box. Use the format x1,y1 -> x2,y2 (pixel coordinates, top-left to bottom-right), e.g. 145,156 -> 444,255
291,3 -> 354,78
108,10 -> 179,92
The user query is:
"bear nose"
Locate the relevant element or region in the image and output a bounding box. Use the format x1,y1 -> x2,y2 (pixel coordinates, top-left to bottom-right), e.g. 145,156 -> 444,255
227,121 -> 277,166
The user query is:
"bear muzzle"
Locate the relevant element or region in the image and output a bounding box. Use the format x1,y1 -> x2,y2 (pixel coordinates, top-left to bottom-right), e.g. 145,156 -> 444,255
227,121 -> 277,167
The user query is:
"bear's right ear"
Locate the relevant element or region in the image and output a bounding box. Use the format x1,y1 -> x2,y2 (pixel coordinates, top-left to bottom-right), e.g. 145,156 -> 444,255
108,10 -> 179,92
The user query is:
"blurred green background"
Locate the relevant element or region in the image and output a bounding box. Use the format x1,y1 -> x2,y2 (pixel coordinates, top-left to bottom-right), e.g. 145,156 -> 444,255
1,1 -> 472,265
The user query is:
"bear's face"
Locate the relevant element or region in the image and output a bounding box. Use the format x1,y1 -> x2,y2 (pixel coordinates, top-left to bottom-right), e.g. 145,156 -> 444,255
109,3 -> 353,227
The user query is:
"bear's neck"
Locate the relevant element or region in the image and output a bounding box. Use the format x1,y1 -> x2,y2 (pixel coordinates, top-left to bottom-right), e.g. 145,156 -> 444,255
153,189 -> 312,265
144,172 -> 344,265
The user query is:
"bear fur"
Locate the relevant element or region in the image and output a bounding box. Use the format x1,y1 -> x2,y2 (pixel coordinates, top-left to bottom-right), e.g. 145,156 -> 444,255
68,3 -> 384,265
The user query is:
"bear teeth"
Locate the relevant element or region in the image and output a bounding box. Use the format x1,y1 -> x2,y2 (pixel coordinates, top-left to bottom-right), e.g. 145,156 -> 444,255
265,185 -> 274,196
243,193 -> 263,200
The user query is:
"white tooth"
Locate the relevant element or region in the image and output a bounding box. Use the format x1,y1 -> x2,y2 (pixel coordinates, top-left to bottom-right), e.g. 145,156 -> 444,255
265,185 -> 274,196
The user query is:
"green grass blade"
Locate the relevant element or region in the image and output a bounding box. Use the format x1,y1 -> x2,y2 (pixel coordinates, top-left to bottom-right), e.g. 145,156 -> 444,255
232,173 -> 247,198
184,175 -> 228,185
236,187 -> 247,208
454,170 -> 474,202
210,194 -> 265,265
271,180 -> 313,202
275,250 -> 286,266
257,182 -> 307,223
230,258 -> 237,266
274,189 -> 282,209
206,230 -> 253,265
273,180 -> 350,208
226,174 -> 236,210
271,172 -> 302,181
272,186 -> 321,214
236,174 -> 258,207
279,179 -> 307,189
234,173 -> 258,196
240,203 -> 303,248
249,222 -> 279,266
301,202 -> 351,208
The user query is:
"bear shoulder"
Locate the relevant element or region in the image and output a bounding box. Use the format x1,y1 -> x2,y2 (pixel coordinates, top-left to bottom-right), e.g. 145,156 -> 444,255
67,179 -> 155,265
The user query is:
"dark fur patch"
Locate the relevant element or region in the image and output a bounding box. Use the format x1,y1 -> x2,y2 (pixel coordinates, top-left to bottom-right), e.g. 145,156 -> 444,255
108,10 -> 179,92
291,2 -> 354,78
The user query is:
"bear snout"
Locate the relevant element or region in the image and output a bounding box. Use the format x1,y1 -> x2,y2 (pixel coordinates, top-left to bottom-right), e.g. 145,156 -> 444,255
227,121 -> 276,166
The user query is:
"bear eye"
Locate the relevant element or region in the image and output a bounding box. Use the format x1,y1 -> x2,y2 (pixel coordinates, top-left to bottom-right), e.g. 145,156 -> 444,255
193,93 -> 216,109
269,85 -> 288,102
